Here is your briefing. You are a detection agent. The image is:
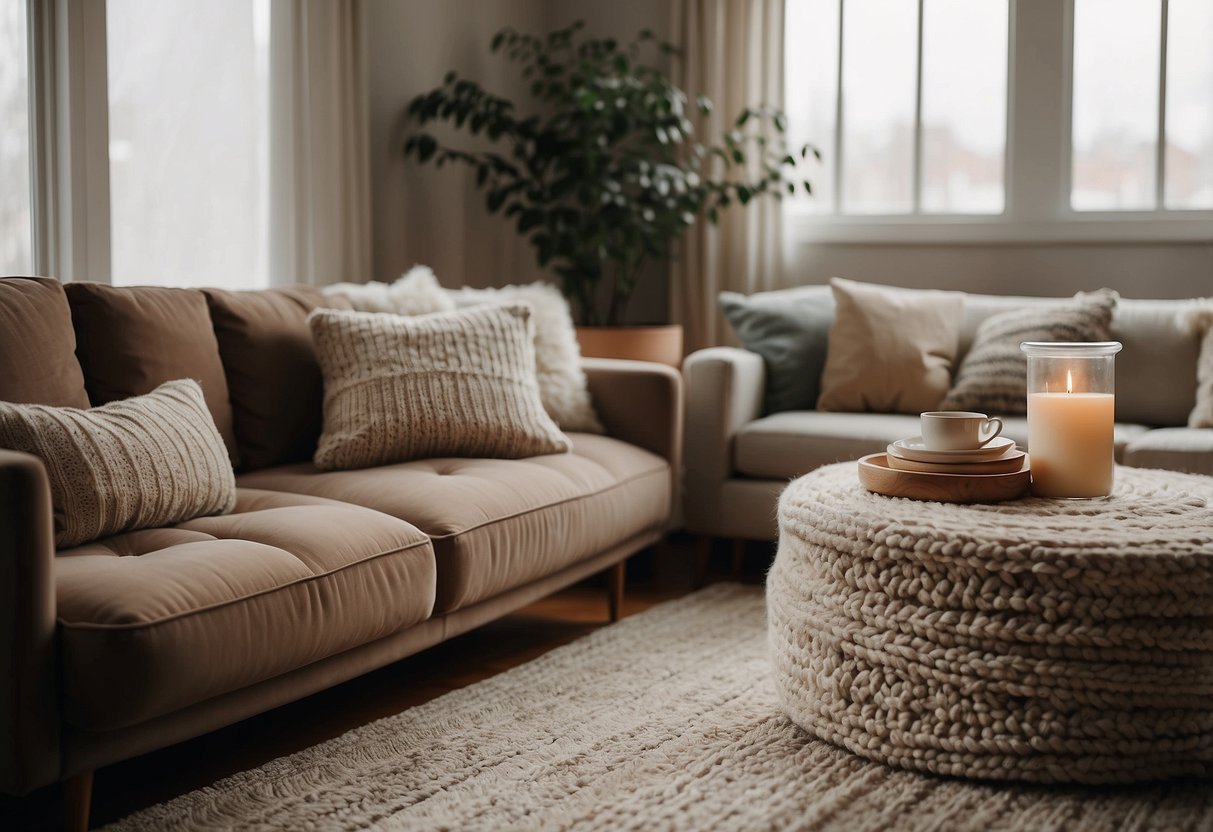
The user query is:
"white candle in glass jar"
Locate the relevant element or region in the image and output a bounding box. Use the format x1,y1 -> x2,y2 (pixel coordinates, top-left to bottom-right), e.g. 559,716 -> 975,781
1027,369 -> 1115,497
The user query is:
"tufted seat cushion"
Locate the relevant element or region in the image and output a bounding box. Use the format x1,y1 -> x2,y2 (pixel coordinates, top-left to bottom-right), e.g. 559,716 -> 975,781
55,489 -> 435,732
237,434 -> 671,614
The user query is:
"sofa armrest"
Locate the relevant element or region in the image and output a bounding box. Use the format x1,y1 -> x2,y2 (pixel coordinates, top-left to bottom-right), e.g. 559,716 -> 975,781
682,347 -> 765,533
582,358 -> 683,520
0,450 -> 60,794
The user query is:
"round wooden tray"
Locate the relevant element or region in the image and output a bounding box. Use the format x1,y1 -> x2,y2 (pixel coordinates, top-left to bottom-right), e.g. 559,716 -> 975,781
857,453 -> 1030,503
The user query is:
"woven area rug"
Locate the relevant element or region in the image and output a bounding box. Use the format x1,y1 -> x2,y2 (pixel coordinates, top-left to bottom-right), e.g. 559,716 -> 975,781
107,585 -> 1213,831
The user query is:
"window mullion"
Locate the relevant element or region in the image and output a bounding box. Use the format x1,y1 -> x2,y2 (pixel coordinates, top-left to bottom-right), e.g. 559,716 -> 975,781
912,0 -> 924,214
832,0 -> 844,214
1155,0 -> 1168,210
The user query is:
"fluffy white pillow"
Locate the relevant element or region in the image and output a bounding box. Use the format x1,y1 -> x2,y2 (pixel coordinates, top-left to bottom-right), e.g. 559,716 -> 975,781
325,265 -> 456,316
451,282 -> 604,434
1180,303 -> 1213,428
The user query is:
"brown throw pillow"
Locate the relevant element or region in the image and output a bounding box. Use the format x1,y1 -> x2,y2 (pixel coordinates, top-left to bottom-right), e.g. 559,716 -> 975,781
0,379 -> 236,548
942,289 -> 1118,415
0,277 -> 90,407
309,304 -> 571,471
204,286 -> 348,470
1180,303 -> 1213,428
66,282 -> 239,462
817,278 -> 964,414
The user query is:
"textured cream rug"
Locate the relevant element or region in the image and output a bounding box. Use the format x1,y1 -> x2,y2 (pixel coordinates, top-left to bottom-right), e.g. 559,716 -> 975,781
107,585 -> 1212,831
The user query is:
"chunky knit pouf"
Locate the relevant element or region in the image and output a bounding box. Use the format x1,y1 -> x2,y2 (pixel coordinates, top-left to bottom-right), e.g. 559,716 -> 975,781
767,462 -> 1213,785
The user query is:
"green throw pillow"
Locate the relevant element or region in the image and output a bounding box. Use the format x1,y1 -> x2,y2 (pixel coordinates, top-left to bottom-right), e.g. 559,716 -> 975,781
719,286 -> 836,415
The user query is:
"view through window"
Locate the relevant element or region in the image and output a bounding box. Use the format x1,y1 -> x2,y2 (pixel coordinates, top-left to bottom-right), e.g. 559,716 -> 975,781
784,0 -> 1008,216
1072,0 -> 1213,211
0,0 -> 32,273
107,0 -> 271,287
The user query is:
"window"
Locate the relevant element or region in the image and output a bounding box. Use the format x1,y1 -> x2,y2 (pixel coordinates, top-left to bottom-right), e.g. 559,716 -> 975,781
784,0 -> 1212,241
107,0 -> 271,287
1071,0 -> 1213,211
0,0 -> 32,273
784,0 -> 1009,216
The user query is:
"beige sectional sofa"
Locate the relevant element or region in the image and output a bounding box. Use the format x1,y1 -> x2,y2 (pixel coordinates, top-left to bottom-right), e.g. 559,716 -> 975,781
684,287 -> 1211,542
0,277 -> 680,829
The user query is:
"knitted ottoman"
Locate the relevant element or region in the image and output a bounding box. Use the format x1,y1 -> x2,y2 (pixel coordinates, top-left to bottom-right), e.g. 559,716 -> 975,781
767,462 -> 1213,784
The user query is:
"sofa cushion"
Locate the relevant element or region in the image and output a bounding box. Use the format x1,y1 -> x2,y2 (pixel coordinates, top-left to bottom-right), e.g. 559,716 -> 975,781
0,277 -> 90,408
237,433 -> 670,614
309,305 -> 571,470
818,278 -> 964,415
204,286 -> 345,471
0,379 -> 236,548
733,412 -> 1150,480
944,289 -> 1117,416
960,294 -> 1202,427
1121,428 -> 1213,476
719,285 -> 835,415
65,282 -> 239,461
55,489 -> 435,732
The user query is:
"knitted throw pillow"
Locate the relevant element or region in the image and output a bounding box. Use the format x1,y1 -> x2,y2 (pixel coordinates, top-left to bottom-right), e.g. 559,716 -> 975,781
0,379 -> 236,548
942,289 -> 1118,415
1180,303 -> 1213,428
309,304 -> 572,471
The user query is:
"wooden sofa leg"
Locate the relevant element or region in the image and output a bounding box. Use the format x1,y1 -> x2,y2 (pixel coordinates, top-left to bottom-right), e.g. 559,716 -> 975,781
731,538 -> 747,578
63,770 -> 93,832
694,535 -> 713,588
607,560 -> 627,622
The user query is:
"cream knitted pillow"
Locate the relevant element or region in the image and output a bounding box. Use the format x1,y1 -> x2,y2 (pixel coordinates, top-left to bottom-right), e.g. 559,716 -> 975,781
309,304 -> 572,471
0,379 -> 236,548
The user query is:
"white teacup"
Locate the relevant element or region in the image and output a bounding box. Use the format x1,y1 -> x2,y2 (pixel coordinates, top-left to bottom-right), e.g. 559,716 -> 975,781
920,411 -> 1004,451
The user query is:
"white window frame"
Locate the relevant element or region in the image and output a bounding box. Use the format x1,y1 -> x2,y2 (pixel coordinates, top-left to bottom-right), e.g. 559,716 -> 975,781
789,0 -> 1213,245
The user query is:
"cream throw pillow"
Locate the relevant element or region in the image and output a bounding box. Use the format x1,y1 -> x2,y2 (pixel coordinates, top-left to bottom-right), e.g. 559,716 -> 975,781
1180,303 -> 1213,428
0,379 -> 236,548
309,304 -> 572,470
816,278 -> 964,414
450,282 -> 604,434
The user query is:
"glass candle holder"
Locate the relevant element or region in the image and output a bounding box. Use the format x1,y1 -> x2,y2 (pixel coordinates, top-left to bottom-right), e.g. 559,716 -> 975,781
1020,341 -> 1122,497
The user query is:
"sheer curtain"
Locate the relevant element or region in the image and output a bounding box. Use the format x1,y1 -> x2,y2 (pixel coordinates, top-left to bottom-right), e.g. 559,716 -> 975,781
270,0 -> 373,286
670,0 -> 788,353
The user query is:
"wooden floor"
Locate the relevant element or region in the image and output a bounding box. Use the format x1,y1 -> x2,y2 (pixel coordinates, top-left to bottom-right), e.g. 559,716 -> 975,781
1,538 -> 774,831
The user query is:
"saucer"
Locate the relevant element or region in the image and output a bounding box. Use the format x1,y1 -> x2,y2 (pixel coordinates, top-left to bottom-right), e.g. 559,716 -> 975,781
889,436 -> 1016,464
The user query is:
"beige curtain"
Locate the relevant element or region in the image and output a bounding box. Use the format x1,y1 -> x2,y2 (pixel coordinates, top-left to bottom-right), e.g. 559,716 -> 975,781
670,0 -> 788,354
270,0 -> 373,286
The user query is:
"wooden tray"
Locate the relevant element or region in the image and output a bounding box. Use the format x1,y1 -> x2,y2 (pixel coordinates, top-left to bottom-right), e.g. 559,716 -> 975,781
857,453 -> 1030,503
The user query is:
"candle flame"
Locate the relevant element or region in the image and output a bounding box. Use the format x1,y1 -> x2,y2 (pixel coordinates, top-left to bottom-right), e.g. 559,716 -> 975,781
1066,369 -> 1073,394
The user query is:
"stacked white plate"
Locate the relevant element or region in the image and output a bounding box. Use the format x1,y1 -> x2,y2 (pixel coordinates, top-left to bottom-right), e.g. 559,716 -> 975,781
885,436 -> 1026,475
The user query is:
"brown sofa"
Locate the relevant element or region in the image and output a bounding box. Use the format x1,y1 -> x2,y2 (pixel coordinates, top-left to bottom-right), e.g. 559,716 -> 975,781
0,277 -> 681,829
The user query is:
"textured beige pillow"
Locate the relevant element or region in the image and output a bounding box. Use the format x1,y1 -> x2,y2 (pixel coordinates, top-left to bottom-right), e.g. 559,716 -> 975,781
309,304 -> 572,470
451,282 -> 604,433
817,278 -> 964,414
0,379 -> 236,548
1180,303 -> 1213,428
942,289 -> 1118,415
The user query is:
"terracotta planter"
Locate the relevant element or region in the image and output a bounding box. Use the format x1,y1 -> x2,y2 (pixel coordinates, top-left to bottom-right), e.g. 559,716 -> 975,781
575,324 -> 684,367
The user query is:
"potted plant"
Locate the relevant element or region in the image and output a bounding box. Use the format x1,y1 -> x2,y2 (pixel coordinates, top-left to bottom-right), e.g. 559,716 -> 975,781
403,21 -> 815,364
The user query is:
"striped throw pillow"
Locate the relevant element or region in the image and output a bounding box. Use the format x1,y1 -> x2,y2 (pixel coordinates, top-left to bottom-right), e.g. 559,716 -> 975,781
0,379 -> 236,547
942,290 -> 1118,415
